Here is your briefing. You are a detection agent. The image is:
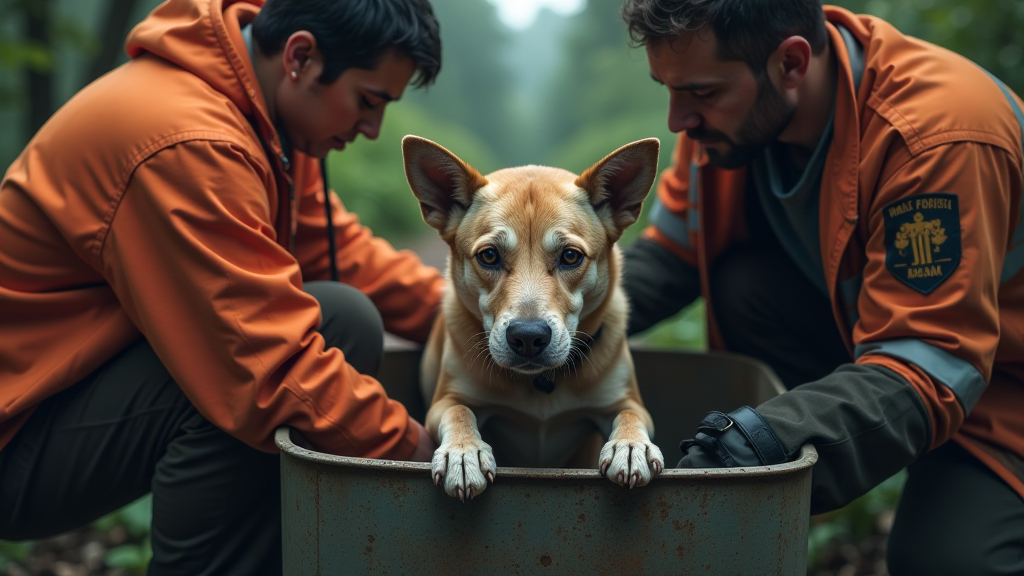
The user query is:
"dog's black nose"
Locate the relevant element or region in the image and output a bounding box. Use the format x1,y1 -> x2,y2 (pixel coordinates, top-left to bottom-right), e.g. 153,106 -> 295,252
506,319 -> 551,358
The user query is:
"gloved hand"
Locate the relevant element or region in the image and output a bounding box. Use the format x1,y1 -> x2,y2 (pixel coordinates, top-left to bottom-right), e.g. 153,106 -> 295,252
677,406 -> 788,468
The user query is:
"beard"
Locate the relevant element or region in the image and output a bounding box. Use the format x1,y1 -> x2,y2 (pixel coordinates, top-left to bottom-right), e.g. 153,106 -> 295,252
688,75 -> 796,169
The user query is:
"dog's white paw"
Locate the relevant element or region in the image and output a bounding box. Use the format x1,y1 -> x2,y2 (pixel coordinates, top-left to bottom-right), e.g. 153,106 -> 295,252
431,438 -> 497,501
599,438 -> 664,488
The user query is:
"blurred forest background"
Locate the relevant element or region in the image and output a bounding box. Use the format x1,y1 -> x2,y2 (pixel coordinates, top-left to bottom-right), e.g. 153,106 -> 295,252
1,0 -> 1022,574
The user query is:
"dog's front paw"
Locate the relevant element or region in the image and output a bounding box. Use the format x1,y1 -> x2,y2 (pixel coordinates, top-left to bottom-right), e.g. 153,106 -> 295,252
599,438 -> 665,489
431,438 -> 497,501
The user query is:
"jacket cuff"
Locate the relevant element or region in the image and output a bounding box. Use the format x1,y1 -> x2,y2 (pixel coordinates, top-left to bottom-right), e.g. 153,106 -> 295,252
727,406 -> 788,464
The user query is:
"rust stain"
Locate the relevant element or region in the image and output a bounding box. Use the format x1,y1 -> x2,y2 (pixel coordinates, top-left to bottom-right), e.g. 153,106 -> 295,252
365,546 -> 373,554
539,555 -> 553,567
577,514 -> 585,523
368,535 -> 375,543
676,544 -> 685,559
656,493 -> 671,521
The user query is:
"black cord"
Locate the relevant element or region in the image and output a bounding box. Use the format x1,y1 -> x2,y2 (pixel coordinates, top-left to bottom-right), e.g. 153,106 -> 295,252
320,157 -> 339,282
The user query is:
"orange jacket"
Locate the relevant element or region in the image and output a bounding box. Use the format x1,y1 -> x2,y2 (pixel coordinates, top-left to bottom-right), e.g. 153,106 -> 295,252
645,7 -> 1024,497
0,0 -> 443,459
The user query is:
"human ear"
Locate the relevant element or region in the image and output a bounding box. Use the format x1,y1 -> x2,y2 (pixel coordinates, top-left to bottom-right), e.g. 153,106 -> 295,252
282,31 -> 318,80
772,36 -> 812,89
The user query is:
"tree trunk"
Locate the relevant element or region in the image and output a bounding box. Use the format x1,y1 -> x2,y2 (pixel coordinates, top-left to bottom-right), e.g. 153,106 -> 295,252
25,0 -> 52,137
87,0 -> 142,85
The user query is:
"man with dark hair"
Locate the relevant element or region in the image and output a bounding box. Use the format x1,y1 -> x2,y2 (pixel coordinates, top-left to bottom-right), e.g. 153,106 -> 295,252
0,0 -> 443,573
619,0 -> 1024,572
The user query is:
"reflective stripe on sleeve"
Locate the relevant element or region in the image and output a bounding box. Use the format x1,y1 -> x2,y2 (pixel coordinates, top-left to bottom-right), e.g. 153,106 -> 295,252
649,159 -> 701,251
855,338 -> 986,414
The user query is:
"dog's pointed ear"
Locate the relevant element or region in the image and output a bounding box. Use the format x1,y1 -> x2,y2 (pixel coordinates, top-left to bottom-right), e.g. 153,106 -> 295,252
403,135 -> 489,233
575,138 -> 660,235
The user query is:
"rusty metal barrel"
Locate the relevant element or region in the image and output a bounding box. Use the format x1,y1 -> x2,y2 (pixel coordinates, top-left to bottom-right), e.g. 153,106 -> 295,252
277,348 -> 817,575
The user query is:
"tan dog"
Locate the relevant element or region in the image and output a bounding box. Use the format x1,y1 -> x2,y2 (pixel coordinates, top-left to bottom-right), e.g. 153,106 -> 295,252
403,135 -> 664,501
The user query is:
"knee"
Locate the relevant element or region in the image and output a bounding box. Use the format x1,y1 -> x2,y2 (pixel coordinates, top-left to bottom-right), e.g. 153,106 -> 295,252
303,281 -> 384,375
306,282 -> 383,335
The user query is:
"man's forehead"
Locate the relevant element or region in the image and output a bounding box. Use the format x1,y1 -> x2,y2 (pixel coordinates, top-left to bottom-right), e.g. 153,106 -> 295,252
646,32 -> 743,86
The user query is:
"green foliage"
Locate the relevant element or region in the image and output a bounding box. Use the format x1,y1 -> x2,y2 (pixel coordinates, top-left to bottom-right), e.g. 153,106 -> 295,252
93,494 -> 153,573
0,40 -> 51,71
104,541 -> 151,575
637,299 -> 708,350
0,540 -> 32,572
326,102 -> 502,243
807,470 -> 907,567
834,0 -> 1024,94
93,494 -> 152,539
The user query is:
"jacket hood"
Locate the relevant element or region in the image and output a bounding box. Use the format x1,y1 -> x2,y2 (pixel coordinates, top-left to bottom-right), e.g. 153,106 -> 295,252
126,0 -> 267,121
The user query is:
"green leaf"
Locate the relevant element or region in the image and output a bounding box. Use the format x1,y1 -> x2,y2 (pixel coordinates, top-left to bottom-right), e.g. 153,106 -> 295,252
120,494 -> 153,537
105,544 -> 145,569
0,540 -> 33,566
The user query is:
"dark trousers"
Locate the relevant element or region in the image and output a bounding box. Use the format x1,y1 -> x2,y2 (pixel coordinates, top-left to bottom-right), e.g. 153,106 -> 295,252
710,242 -> 1024,575
0,282 -> 385,576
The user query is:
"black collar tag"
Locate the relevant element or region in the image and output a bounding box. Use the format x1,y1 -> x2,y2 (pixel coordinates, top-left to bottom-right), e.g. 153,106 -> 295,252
533,374 -> 556,394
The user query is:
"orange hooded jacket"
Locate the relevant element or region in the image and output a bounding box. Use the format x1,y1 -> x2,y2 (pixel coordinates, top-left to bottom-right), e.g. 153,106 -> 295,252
0,0 -> 443,459
645,7 -> 1024,497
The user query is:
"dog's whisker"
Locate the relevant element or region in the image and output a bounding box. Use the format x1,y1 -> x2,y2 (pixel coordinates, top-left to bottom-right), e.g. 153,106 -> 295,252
463,331 -> 489,348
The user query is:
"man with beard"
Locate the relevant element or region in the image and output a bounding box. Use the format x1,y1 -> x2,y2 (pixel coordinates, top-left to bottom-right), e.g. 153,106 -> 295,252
619,0 -> 1024,573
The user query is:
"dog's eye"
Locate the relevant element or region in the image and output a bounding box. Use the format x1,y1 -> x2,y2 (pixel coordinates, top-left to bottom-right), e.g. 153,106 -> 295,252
560,249 -> 584,267
477,248 -> 501,268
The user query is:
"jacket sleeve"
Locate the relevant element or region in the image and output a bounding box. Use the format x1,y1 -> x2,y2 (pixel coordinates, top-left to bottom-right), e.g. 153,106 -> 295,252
622,238 -> 701,335
638,134 -> 701,267
293,160 -> 443,344
102,140 -> 419,459
622,135 -> 703,334
756,141 -> 1020,513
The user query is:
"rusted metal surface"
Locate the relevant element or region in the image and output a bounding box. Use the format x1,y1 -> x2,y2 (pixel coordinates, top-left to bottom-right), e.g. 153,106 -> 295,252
278,348 -> 817,575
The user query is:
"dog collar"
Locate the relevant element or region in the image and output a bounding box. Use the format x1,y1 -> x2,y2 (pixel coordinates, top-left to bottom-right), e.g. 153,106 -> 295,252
532,325 -> 604,394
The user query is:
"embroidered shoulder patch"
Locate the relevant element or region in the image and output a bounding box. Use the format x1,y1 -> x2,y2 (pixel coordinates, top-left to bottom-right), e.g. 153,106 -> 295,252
883,193 -> 961,294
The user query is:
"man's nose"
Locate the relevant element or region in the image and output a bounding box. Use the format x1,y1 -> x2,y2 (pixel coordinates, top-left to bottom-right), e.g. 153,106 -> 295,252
358,109 -> 385,141
668,96 -> 702,133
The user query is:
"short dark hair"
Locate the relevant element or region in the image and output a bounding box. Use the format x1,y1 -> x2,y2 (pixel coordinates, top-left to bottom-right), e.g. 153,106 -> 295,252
621,0 -> 827,75
252,0 -> 442,88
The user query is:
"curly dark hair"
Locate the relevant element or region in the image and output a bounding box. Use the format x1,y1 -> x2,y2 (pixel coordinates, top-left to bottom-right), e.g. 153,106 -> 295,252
253,0 -> 442,88
621,0 -> 827,75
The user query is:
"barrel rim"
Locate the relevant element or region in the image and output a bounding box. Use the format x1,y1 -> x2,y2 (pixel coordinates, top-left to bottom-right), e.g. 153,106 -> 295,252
274,426 -> 817,479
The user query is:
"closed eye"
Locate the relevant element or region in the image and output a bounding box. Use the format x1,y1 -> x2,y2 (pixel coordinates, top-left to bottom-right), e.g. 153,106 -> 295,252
692,89 -> 717,101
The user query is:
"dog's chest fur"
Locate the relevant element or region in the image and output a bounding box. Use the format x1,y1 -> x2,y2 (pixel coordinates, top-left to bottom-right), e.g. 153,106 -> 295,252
444,356 -> 630,467
476,406 -> 615,468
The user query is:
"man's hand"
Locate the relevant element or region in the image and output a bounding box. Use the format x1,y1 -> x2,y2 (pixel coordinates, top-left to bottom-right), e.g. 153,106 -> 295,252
407,416 -> 438,462
676,406 -> 788,468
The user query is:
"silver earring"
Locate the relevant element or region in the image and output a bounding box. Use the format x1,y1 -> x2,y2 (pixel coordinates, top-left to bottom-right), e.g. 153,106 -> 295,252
290,71 -> 298,80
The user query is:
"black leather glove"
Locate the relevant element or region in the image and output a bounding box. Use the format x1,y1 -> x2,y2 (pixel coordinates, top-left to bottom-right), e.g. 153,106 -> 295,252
677,406 -> 788,468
